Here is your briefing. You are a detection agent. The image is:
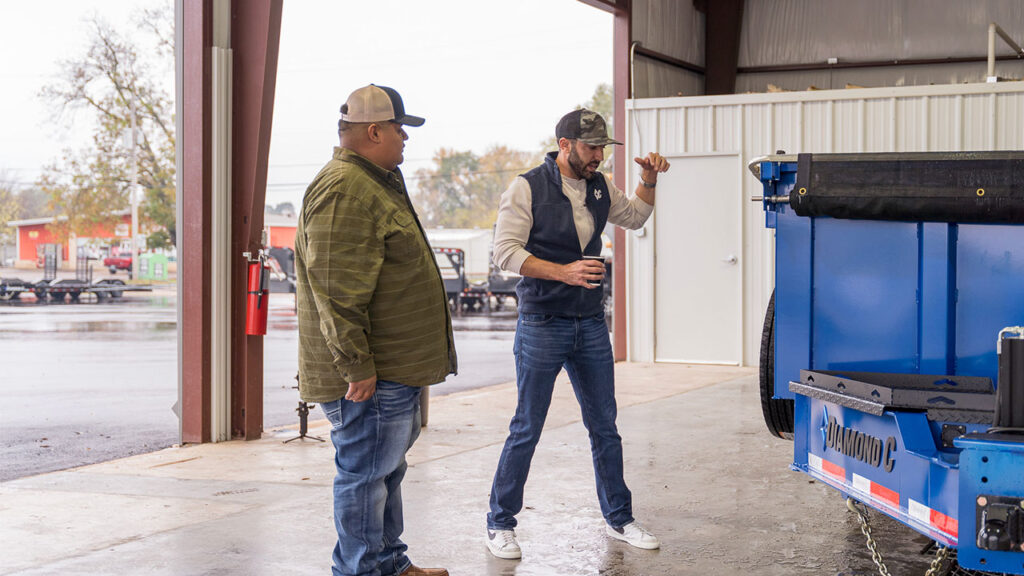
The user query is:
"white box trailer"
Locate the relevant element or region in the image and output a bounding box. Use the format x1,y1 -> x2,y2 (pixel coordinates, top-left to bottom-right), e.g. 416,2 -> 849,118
624,81 -> 1024,368
425,228 -> 493,283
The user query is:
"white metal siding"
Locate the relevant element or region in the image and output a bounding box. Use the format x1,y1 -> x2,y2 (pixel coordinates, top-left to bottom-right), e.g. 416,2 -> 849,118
625,82 -> 1024,366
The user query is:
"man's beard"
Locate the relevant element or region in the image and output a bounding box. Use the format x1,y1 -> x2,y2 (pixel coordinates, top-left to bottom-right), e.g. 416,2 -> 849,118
568,146 -> 599,181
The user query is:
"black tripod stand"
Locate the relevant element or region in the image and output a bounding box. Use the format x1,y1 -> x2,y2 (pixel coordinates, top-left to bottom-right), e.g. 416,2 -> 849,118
284,374 -> 325,443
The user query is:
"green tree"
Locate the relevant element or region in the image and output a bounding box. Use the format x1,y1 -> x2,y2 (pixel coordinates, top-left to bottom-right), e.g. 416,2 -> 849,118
0,176 -> 19,246
587,82 -> 613,123
470,145 -> 539,226
414,149 -> 479,227
269,201 -> 296,216
0,175 -> 53,247
38,4 -> 175,249
413,146 -> 537,229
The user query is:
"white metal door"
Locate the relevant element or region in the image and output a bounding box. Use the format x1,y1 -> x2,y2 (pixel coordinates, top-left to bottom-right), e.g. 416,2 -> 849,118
654,154 -> 742,365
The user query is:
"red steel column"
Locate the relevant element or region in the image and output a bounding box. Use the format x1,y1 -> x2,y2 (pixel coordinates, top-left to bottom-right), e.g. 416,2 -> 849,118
230,0 -> 282,440
181,0 -> 213,443
611,0 -> 631,361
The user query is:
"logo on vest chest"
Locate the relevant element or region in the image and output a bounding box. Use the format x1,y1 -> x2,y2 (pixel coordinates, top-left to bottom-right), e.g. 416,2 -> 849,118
593,189 -> 603,200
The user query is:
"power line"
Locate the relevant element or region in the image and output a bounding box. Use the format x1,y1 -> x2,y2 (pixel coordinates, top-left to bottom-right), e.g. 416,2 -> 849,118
268,158 -> 435,168
0,179 -> 44,191
265,165 -> 535,188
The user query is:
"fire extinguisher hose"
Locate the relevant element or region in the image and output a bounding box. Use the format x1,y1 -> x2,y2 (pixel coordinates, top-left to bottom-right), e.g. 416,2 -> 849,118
257,258 -> 268,310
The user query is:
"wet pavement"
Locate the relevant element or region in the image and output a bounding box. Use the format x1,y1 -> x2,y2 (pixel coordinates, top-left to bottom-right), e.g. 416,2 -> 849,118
1,289 -> 517,481
1,294 -> 179,481
0,364 -> 949,576
1,275 -> 954,575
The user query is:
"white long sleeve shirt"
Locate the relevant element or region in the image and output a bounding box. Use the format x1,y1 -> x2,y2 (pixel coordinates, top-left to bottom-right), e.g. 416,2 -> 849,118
492,172 -> 654,273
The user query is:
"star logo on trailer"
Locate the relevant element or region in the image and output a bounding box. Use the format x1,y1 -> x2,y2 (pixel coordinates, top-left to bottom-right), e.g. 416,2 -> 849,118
820,406 -> 829,447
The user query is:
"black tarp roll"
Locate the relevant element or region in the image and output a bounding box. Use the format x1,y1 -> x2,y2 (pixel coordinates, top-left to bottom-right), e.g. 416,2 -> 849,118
790,152 -> 1024,223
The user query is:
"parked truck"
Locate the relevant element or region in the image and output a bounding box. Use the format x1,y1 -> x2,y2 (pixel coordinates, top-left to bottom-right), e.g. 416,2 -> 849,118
103,254 -> 132,274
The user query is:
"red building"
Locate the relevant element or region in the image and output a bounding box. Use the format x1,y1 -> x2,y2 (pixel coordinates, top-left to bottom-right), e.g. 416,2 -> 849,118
264,213 -> 297,249
6,214 -> 134,269
6,212 -> 296,269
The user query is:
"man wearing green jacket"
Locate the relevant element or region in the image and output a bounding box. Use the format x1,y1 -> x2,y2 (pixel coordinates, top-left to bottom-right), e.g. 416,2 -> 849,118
295,84 -> 456,576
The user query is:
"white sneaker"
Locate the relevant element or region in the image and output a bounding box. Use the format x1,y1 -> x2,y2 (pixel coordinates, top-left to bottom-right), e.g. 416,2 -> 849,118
486,528 -> 522,559
606,521 -> 660,550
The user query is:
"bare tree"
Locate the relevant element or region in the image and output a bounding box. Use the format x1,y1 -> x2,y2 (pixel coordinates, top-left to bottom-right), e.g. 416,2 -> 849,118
38,3 -> 175,248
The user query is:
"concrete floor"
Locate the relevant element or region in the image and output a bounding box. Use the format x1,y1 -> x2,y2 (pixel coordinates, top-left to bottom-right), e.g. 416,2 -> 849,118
0,363 -> 942,575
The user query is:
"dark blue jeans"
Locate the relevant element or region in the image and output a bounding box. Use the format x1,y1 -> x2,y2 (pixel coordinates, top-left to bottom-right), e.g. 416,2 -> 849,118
487,312 -> 634,530
321,380 -> 422,576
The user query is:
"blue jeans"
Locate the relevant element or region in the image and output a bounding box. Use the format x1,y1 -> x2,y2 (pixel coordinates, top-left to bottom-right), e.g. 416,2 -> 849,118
321,380 -> 422,576
487,312 -> 633,530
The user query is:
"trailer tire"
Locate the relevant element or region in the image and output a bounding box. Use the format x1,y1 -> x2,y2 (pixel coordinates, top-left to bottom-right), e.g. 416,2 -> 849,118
759,290 -> 794,440
107,279 -> 125,298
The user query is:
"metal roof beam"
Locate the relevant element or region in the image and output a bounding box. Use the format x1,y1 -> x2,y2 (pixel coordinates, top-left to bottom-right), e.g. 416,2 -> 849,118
703,0 -> 744,95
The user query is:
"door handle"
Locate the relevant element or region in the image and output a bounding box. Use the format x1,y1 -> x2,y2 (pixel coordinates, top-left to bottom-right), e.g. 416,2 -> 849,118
722,255 -> 738,265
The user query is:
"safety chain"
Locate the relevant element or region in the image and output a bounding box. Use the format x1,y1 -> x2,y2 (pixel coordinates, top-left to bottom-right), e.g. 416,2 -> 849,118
925,545 -> 951,576
847,498 -> 894,576
846,498 -> 953,576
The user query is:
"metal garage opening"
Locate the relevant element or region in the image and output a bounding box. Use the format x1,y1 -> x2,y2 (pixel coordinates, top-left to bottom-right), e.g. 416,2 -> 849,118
177,0 -> 617,443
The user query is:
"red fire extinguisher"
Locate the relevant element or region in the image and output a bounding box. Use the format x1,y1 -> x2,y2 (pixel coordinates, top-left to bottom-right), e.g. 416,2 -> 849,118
245,250 -> 270,335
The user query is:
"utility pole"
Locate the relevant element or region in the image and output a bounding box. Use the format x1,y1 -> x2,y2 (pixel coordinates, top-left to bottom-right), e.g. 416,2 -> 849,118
130,97 -> 140,282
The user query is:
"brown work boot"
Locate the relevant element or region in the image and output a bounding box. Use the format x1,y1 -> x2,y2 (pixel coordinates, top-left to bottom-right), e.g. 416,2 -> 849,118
399,565 -> 449,576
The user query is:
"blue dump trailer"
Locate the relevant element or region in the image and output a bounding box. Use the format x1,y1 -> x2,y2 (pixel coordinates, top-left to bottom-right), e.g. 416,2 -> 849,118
754,152 -> 1024,575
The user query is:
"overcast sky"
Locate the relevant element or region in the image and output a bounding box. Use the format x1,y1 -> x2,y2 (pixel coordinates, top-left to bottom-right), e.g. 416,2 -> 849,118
0,0 -> 612,208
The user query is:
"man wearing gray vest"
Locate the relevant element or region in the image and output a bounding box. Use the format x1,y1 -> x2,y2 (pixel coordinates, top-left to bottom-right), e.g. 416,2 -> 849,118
485,108 -> 670,559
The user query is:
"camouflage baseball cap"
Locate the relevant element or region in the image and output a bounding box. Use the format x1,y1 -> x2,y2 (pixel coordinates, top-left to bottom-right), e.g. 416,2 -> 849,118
555,108 -> 622,146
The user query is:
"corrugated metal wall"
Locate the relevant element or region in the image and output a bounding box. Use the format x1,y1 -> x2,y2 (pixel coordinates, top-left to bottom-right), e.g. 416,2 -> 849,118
624,81 -> 1024,366
630,0 -> 1024,98
631,0 -> 704,97
741,0 -> 1024,64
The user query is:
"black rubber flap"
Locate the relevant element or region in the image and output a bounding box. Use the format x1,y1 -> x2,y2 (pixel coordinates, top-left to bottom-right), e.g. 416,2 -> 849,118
791,151 -> 1024,223
995,338 -> 1024,428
